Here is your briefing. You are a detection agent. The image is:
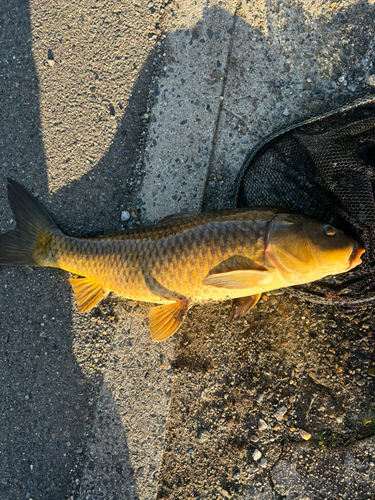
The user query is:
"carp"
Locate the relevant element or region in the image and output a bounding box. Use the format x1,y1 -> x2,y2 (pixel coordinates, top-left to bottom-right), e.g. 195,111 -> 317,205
0,180 -> 364,341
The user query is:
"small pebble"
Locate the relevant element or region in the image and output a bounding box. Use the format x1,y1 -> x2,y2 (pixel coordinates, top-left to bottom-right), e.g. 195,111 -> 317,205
368,367 -> 375,376
121,211 -> 130,222
250,435 -> 259,443
283,108 -> 289,116
260,458 -> 267,468
47,49 -> 54,66
218,488 -> 231,499
274,406 -> 287,421
253,449 -> 262,461
366,75 -> 375,88
273,425 -> 281,431
290,425 -> 296,432
355,376 -> 366,387
256,393 -> 265,403
198,430 -> 210,443
336,416 -> 344,424
299,429 -> 311,441
258,418 -> 268,431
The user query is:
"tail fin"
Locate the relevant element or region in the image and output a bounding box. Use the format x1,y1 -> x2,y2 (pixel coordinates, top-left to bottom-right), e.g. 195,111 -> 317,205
0,179 -> 59,266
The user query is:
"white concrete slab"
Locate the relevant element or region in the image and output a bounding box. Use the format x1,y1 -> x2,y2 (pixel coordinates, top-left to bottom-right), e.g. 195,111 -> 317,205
140,0 -> 238,221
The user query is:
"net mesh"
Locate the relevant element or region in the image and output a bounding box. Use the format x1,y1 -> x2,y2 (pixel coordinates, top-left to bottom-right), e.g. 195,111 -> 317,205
235,95 -> 375,305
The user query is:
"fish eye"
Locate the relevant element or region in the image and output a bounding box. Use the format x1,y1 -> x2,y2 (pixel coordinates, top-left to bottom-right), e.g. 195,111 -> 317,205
323,225 -> 336,237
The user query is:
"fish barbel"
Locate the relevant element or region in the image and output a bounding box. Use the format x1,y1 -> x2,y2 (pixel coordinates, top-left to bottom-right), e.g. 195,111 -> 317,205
0,180 -> 365,341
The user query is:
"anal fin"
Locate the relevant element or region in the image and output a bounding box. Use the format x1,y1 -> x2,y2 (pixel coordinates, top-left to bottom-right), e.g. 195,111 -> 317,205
229,293 -> 261,322
68,276 -> 106,313
149,300 -> 189,342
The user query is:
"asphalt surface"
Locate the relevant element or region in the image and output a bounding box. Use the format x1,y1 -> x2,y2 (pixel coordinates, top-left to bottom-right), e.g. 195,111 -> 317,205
0,1 -> 164,499
1,1 -> 375,499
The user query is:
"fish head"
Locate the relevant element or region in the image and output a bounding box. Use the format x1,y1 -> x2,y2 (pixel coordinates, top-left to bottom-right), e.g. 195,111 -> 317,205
267,214 -> 365,283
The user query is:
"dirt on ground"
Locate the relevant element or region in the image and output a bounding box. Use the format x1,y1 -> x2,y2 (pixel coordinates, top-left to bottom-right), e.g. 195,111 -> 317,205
155,293 -> 375,499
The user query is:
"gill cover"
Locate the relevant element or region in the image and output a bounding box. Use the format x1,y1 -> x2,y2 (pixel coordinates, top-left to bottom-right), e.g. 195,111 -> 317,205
266,213 -> 360,282
266,214 -> 316,282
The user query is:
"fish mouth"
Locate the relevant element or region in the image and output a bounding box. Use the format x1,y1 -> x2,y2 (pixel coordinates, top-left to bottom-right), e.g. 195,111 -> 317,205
348,245 -> 365,269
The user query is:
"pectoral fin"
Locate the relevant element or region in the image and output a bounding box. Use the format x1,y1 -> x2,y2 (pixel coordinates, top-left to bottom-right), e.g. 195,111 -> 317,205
68,276 -> 106,312
202,269 -> 271,289
229,294 -> 261,321
150,300 -> 189,342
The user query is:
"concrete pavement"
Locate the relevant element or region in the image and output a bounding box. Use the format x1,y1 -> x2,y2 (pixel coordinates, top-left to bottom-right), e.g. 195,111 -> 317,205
1,1 -> 375,499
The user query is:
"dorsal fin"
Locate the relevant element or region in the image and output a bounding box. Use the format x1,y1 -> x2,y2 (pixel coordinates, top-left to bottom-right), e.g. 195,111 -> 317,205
68,276 -> 106,312
156,212 -> 196,226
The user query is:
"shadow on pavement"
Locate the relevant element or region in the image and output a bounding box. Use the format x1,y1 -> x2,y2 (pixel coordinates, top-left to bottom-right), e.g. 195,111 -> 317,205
0,1 -> 152,498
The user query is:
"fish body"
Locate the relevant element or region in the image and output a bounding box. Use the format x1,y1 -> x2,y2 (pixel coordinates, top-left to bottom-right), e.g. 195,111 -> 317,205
0,180 -> 364,341
40,209 -> 281,303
